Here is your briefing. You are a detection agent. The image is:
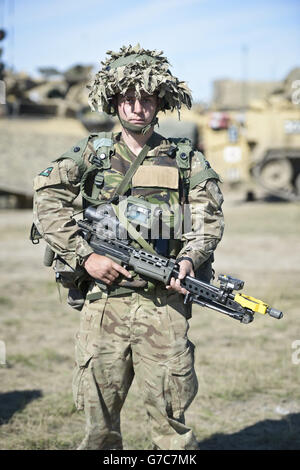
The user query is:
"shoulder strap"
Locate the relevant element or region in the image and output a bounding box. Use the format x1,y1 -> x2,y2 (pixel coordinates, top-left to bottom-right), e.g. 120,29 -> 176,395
80,136 -> 151,206
54,132 -> 115,174
174,139 -> 192,171
53,132 -> 115,206
89,131 -> 114,170
168,138 -> 192,202
167,138 -> 221,202
53,136 -> 90,175
189,166 -> 220,189
169,138 -> 221,188
113,143 -> 151,197
189,151 -> 220,189
80,131 -> 114,205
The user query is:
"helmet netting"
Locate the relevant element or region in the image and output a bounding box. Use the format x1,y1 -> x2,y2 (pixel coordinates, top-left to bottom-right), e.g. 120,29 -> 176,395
88,44 -> 192,116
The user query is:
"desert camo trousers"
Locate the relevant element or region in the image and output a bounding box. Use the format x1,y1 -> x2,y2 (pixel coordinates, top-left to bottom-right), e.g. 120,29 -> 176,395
72,284 -> 199,450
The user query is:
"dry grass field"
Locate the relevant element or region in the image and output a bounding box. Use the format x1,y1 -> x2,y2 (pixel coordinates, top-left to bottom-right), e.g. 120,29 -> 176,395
0,194 -> 299,451
0,118 -> 299,451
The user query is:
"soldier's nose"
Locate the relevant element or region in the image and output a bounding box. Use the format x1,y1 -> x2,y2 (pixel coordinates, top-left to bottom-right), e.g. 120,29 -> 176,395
133,99 -> 143,113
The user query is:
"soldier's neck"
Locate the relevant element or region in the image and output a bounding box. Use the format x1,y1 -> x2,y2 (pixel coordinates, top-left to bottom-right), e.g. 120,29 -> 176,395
121,127 -> 154,156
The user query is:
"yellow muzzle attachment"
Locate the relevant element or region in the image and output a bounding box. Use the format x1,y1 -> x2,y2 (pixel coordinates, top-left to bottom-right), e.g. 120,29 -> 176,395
234,293 -> 283,319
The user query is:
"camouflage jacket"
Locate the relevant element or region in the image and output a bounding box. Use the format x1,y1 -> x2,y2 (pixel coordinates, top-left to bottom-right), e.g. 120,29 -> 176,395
33,131 -> 224,275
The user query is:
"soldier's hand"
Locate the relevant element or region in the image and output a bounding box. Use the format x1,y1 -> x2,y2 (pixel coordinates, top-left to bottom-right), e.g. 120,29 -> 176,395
83,253 -> 132,285
166,259 -> 194,295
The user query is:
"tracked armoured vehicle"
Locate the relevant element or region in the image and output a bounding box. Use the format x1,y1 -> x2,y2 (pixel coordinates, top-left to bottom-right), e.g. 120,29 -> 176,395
247,91 -> 300,201
156,69 -> 300,201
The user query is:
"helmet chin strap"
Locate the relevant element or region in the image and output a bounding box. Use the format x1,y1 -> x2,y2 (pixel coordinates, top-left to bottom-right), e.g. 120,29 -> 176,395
118,115 -> 159,135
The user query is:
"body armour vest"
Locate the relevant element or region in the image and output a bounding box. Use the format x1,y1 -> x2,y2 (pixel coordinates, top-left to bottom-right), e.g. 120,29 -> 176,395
54,131 -> 219,296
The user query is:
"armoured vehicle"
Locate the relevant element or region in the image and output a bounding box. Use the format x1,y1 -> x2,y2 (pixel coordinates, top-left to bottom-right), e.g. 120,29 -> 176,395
245,95 -> 300,201
203,68 -> 300,201
157,69 -> 300,201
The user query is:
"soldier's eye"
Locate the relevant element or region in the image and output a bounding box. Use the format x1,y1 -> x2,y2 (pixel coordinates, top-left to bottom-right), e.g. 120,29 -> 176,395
143,97 -> 155,105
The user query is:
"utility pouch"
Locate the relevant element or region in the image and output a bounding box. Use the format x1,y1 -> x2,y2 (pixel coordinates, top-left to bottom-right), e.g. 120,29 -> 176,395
55,257 -> 90,311
43,245 -> 89,311
30,225 -> 89,310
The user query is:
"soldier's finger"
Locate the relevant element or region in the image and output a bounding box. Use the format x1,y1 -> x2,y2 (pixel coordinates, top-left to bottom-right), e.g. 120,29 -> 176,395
170,278 -> 182,293
112,262 -> 132,278
109,268 -> 119,278
178,265 -> 187,280
176,278 -> 188,295
166,277 -> 175,289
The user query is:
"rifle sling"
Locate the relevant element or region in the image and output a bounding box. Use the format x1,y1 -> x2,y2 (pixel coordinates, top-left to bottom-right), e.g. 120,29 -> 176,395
113,143 -> 151,198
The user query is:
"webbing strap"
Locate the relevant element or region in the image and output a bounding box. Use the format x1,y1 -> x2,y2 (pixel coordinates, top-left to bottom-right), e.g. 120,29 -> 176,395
112,203 -> 156,254
189,168 -> 220,189
79,138 -> 152,207
113,143 -> 151,197
98,142 -> 156,253
80,164 -> 100,205
93,131 -> 114,169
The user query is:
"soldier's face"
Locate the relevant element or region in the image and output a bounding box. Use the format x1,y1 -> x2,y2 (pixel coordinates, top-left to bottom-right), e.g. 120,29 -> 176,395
117,90 -> 158,126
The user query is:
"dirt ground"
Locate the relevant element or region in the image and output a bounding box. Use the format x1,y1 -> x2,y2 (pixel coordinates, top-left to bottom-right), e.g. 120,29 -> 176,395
0,118 -> 300,450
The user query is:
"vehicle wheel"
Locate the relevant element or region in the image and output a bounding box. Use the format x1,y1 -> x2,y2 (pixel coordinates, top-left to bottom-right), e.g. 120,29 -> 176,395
259,158 -> 293,190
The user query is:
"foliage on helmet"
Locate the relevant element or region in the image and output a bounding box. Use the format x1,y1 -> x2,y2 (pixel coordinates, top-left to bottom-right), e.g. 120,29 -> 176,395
88,44 -> 192,116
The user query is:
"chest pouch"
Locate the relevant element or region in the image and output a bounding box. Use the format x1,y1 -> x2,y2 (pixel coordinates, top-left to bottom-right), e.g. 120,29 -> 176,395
80,135 -> 114,206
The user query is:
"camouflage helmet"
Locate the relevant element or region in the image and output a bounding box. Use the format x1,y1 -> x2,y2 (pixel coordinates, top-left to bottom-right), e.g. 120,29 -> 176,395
88,44 -> 193,117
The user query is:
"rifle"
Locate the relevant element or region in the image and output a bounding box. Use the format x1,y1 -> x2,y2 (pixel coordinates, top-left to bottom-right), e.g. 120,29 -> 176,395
77,206 -> 283,324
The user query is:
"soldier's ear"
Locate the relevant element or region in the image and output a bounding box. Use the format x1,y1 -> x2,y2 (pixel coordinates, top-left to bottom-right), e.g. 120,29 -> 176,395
156,96 -> 162,112
110,96 -> 117,113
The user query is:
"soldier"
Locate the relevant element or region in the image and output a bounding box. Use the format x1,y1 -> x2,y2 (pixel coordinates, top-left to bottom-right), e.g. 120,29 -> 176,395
33,44 -> 224,450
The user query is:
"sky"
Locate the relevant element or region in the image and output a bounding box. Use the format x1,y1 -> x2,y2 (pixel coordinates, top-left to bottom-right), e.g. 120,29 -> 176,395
0,0 -> 299,103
